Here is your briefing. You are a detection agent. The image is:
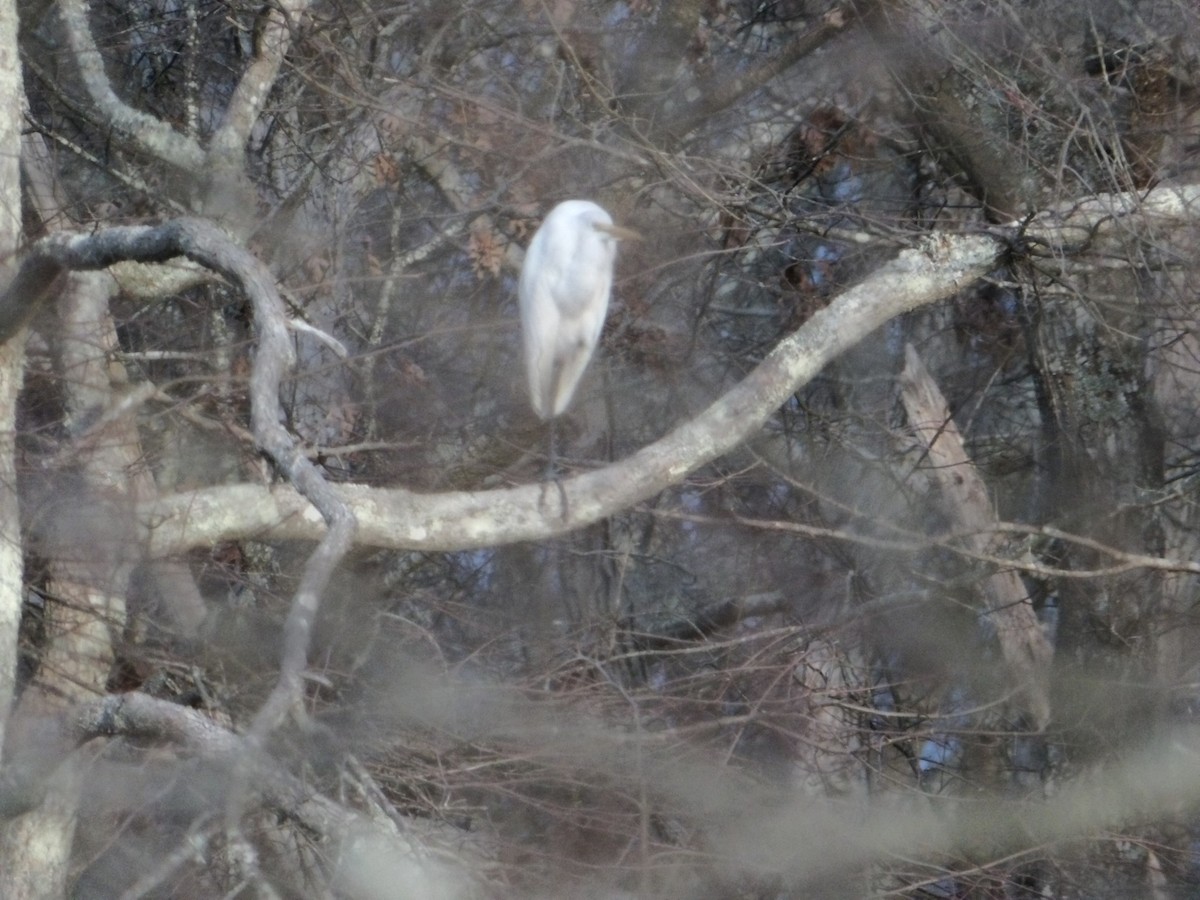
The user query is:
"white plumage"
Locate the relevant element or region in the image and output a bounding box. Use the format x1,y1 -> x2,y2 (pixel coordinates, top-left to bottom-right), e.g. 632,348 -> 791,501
518,200 -> 637,419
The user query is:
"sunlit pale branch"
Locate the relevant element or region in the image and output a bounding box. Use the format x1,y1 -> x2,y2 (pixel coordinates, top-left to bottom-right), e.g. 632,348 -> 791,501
138,183 -> 1200,557
208,0 -> 313,168
56,0 -> 206,173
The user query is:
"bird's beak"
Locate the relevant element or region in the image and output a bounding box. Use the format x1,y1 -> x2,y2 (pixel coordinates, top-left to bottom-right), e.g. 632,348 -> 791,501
595,222 -> 642,242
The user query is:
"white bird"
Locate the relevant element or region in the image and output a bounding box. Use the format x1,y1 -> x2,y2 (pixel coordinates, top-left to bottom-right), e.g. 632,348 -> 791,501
519,200 -> 639,420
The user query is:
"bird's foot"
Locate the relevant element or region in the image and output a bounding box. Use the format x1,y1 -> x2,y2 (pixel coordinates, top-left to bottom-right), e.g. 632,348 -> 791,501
537,473 -> 570,521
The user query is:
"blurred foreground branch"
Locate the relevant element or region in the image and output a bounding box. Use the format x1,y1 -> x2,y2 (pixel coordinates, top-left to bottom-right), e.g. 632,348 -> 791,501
1,692 -> 489,899
6,670 -> 1200,892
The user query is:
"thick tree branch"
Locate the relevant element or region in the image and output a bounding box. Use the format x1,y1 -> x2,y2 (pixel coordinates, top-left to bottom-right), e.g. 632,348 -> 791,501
2,185 -> 1195,611
0,217 -> 356,740
134,184 -> 1200,555
56,0 -> 206,173
136,227 -> 998,551
209,0 -> 312,166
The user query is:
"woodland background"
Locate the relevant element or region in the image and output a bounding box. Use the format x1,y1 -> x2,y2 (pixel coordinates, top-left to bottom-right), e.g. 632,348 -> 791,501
0,0 -> 1199,897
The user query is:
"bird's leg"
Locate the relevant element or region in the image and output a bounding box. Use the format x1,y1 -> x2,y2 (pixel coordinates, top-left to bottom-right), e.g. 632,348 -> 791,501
546,416 -> 558,479
538,417 -> 570,520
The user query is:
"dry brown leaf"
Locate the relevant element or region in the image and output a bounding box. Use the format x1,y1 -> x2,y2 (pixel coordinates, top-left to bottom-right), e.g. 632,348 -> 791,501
468,226 -> 505,279
371,153 -> 400,186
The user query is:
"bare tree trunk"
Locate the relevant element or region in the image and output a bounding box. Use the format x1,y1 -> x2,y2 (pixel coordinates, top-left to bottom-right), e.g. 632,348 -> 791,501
0,340 -> 21,753
0,0 -> 25,756
0,271 -> 144,898
0,0 -> 39,891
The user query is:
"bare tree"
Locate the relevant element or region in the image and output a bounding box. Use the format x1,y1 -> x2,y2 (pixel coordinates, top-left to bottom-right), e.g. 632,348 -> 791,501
2,0 -> 1200,897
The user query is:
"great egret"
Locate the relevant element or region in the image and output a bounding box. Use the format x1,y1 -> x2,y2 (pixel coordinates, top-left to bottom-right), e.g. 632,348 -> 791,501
519,200 -> 639,420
